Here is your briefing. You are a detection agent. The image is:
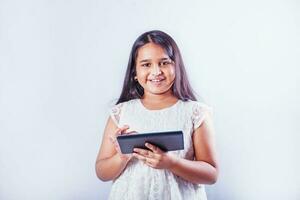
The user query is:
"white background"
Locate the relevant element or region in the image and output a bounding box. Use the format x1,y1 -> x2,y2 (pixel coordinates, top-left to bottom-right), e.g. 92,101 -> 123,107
0,0 -> 299,199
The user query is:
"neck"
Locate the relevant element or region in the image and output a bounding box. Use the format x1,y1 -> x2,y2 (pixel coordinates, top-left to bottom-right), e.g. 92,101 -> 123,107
141,91 -> 177,104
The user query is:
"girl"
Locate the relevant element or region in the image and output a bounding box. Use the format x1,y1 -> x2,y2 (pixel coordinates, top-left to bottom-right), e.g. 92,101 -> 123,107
95,30 -> 218,200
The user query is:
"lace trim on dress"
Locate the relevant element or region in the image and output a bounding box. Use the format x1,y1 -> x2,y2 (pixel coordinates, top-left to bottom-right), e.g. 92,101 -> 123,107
110,103 -> 124,127
192,103 -> 213,130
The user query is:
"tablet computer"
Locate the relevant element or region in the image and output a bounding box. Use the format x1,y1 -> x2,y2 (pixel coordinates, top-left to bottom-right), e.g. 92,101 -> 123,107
117,130 -> 184,154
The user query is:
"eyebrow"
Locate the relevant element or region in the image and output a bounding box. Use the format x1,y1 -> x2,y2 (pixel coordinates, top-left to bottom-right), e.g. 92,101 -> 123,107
139,58 -> 171,63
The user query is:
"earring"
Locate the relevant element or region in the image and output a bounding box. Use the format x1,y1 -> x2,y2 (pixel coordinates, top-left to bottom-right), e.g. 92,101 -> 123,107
134,76 -> 138,81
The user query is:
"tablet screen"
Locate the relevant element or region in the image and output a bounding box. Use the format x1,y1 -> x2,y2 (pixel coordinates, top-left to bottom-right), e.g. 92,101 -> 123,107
116,130 -> 184,154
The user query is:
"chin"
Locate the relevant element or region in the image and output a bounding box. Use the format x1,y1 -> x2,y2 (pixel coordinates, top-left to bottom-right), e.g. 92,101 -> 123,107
142,84 -> 173,95
148,89 -> 171,95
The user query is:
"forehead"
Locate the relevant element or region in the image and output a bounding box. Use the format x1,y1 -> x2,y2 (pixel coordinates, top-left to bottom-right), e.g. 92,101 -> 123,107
136,43 -> 169,61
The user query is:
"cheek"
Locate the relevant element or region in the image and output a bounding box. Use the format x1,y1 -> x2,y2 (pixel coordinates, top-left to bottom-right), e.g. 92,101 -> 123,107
168,66 -> 176,80
136,69 -> 148,80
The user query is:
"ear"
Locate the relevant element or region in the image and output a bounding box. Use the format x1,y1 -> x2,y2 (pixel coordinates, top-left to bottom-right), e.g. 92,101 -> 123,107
134,76 -> 138,80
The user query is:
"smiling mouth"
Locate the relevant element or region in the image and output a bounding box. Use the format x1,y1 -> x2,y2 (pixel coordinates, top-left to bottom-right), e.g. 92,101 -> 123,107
148,76 -> 166,82
149,79 -> 165,82
147,78 -> 166,87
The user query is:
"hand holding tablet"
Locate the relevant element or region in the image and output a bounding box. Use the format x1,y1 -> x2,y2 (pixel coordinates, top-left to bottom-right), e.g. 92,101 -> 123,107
116,130 -> 184,154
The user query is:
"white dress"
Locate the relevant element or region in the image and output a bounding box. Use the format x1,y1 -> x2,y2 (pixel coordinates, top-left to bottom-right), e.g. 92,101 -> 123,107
108,99 -> 212,200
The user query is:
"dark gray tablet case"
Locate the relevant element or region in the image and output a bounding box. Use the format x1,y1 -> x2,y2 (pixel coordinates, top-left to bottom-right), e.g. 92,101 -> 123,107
117,130 -> 184,154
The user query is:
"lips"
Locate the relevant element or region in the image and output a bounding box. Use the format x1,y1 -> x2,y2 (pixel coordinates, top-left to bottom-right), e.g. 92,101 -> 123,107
149,79 -> 165,82
147,77 -> 165,87
148,76 -> 165,82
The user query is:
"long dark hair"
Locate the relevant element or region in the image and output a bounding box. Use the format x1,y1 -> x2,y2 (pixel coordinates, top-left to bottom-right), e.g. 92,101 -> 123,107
116,30 -> 197,104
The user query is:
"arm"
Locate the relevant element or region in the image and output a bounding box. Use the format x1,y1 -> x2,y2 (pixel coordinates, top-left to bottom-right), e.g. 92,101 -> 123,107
95,117 -> 132,181
168,111 -> 219,184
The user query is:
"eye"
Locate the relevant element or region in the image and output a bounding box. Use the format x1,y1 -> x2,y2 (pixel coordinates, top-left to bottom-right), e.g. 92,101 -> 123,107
141,63 -> 151,67
159,61 -> 172,66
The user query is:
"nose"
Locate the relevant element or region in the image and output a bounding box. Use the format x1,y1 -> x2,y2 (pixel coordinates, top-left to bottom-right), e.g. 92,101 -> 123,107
151,64 -> 162,76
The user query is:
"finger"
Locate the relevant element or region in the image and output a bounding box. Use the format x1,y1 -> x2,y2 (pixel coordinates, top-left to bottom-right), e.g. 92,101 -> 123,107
147,150 -> 155,158
143,157 -> 157,165
144,157 -> 156,165
132,153 -> 146,161
119,125 -> 130,134
123,131 -> 137,135
121,124 -> 129,130
133,153 -> 157,167
133,148 -> 150,156
145,143 -> 163,154
115,128 -> 122,135
116,125 -> 129,132
143,157 -> 159,169
134,148 -> 158,160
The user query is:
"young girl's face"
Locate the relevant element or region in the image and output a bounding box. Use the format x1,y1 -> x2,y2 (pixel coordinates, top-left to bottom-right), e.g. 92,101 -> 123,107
135,43 -> 175,97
